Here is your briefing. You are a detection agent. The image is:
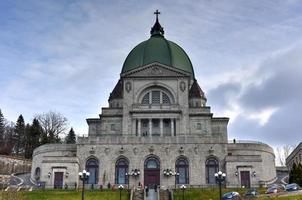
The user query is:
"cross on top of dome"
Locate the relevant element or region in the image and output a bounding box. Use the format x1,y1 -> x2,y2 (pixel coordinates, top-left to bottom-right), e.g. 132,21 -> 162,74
151,9 -> 164,36
154,9 -> 160,20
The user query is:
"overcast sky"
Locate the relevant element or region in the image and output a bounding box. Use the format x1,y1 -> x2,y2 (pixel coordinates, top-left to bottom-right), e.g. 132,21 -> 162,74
1,0 -> 302,149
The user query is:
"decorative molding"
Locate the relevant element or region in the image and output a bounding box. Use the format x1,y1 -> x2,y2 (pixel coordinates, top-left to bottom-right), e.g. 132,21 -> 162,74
119,147 -> 125,154
194,146 -> 198,155
179,146 -> 184,154
149,146 -> 155,153
165,147 -> 169,155
150,66 -> 163,75
125,81 -> 132,93
122,63 -> 191,78
133,147 -> 138,155
180,81 -> 186,92
209,146 -> 214,154
105,148 -> 110,155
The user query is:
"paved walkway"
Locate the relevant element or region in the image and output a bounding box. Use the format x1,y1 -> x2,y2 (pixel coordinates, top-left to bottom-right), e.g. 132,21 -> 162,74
147,189 -> 158,200
16,173 -> 35,186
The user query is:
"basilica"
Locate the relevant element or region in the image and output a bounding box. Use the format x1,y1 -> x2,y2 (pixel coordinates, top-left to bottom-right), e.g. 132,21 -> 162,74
31,12 -> 276,189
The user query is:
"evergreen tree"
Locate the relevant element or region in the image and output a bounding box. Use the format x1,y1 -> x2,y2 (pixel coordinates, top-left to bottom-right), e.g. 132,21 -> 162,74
65,127 -> 76,144
0,109 -> 5,144
24,123 -> 31,158
2,121 -> 15,155
23,118 -> 44,159
14,115 -> 25,155
297,163 -> 302,186
289,162 -> 297,184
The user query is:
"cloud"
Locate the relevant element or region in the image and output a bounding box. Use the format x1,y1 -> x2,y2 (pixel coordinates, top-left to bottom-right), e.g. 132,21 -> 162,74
210,44 -> 302,146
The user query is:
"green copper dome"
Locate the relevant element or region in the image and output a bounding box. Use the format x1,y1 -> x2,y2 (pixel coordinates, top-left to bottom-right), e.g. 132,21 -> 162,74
121,13 -> 194,76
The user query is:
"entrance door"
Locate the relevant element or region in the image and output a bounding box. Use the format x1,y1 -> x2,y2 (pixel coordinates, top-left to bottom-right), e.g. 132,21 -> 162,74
54,172 -> 64,189
144,157 -> 160,188
240,171 -> 251,188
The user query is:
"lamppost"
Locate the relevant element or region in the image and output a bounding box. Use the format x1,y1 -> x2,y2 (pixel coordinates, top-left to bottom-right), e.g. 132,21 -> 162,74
180,184 -> 186,200
118,184 -> 124,200
79,170 -> 90,200
126,169 -> 140,189
162,169 -> 179,189
215,171 -> 226,200
174,172 -> 179,189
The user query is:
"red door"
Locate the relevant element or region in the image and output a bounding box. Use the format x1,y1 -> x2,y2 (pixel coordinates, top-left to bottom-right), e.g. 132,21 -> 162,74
54,172 -> 63,189
144,169 -> 160,188
240,171 -> 251,188
144,157 -> 160,189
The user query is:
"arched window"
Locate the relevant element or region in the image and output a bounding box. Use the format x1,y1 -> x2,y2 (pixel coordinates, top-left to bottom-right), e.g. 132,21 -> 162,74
145,157 -> 160,169
34,167 -> 41,181
115,158 -> 129,184
176,157 -> 189,184
86,158 -> 99,184
141,90 -> 171,104
206,157 -> 219,184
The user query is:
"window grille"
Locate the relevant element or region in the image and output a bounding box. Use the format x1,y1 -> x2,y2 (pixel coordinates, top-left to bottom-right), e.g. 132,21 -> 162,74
142,93 -> 150,104
152,91 -> 160,104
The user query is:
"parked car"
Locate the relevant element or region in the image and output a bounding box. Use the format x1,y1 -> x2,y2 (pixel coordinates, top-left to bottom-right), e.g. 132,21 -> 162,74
285,183 -> 301,192
265,186 -> 284,194
222,191 -> 241,200
244,188 -> 259,197
267,184 -> 286,190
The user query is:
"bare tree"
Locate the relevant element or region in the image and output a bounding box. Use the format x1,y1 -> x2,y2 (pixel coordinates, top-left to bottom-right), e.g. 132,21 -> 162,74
35,111 -> 68,144
276,145 -> 295,166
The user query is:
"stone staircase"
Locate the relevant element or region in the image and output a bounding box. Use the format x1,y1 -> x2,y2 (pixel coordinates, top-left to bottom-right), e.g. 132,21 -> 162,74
159,189 -> 171,200
133,189 -> 144,200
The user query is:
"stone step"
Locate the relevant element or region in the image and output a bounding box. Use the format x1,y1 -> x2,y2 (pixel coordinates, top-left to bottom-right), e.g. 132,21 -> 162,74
159,189 -> 171,200
133,189 -> 144,200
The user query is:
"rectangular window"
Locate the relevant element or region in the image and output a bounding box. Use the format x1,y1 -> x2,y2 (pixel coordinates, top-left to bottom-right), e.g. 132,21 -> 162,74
152,91 -> 160,104
142,120 -> 148,127
111,124 -> 116,131
152,119 -> 159,128
163,119 -> 170,127
196,123 -> 202,130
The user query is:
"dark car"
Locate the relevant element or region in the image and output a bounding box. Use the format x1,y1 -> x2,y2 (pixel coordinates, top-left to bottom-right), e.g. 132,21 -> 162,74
265,186 -> 284,194
285,183 -> 300,192
267,184 -> 285,190
222,191 -> 241,200
244,188 -> 259,197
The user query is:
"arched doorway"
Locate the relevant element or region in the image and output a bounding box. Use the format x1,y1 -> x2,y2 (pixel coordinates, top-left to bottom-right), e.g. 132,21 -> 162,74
144,156 -> 160,188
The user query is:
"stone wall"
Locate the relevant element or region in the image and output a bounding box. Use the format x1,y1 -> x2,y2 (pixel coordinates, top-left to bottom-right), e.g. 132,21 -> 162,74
31,144 -> 78,188
226,142 -> 276,188
76,137 -> 228,188
0,155 -> 31,175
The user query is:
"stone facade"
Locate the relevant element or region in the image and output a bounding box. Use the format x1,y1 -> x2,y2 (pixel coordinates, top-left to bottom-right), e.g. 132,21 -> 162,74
31,18 -> 276,189
286,142 -> 302,170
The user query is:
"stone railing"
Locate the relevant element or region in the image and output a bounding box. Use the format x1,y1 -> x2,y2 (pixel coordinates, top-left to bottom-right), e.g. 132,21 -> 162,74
77,135 -> 227,145
131,104 -> 181,112
228,140 -> 265,144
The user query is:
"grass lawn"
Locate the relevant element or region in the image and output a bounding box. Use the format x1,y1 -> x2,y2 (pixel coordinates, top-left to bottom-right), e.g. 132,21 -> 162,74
173,188 -> 302,200
0,190 -> 130,200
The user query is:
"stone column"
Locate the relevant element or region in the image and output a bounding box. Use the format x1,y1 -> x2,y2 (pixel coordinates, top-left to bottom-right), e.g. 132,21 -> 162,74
171,119 -> 174,136
138,119 -> 141,137
149,118 -> 152,137
160,119 -> 163,137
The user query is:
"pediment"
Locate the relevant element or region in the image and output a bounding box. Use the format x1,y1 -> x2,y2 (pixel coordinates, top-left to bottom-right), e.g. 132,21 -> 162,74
121,62 -> 191,78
